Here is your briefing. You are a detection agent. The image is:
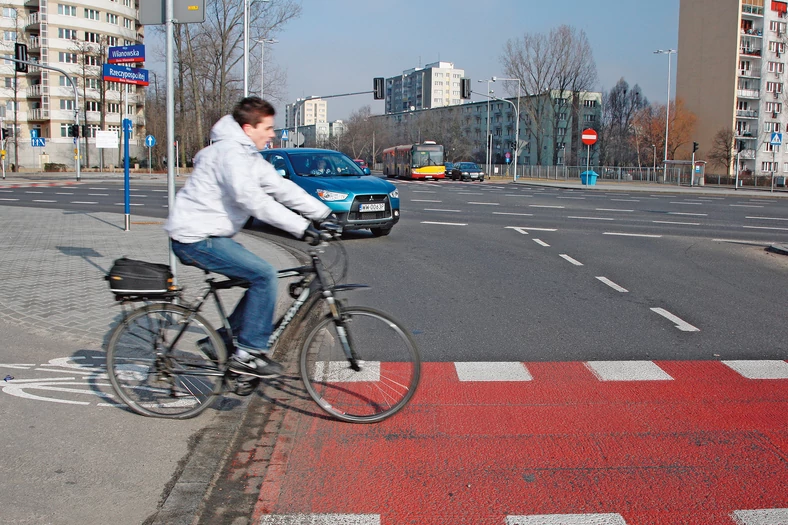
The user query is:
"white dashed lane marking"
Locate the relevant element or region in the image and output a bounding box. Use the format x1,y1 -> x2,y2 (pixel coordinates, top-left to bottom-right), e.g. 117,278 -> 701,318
650,307 -> 700,332
559,254 -> 583,266
596,276 -> 629,293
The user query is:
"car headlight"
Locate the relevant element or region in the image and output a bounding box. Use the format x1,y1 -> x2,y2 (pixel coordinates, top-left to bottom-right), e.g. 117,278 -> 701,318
389,189 -> 399,198
316,189 -> 349,201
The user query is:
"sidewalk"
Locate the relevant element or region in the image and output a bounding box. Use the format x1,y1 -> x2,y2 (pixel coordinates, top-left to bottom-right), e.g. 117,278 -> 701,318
0,204 -> 298,524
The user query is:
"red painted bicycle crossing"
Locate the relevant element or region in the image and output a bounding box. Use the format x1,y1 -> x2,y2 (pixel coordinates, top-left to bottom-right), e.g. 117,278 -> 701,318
245,360 -> 788,524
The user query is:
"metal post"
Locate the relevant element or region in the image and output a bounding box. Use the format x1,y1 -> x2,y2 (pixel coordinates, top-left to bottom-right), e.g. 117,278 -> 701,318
243,0 -> 248,97
654,49 -> 676,183
586,144 -> 590,185
166,0 -> 178,283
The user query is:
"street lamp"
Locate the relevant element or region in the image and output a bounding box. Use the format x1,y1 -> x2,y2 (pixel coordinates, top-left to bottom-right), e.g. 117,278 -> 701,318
244,0 -> 271,97
473,88 -> 519,180
654,49 -> 676,182
478,78 -> 494,176
494,77 -> 521,181
651,144 -> 656,180
254,37 -> 277,99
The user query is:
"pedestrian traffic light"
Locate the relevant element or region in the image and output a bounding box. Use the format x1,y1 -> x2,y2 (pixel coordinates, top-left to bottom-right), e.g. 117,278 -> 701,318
373,77 -> 384,100
0,128 -> 9,140
68,124 -> 79,137
14,43 -> 27,73
692,141 -> 699,153
461,78 -> 471,99
82,125 -> 89,137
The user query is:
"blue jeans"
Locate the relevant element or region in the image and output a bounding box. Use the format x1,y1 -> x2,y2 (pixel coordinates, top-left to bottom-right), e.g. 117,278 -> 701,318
171,237 -> 277,355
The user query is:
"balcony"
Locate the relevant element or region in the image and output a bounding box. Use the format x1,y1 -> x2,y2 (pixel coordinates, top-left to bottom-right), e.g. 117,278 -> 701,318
25,12 -> 40,29
737,88 -> 761,98
740,47 -> 763,57
739,69 -> 761,78
28,108 -> 49,120
26,84 -> 44,97
742,3 -> 764,16
739,149 -> 757,159
737,109 -> 759,118
28,36 -> 41,52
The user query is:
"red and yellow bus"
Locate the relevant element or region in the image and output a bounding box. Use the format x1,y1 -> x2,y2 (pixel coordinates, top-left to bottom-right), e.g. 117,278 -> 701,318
382,142 -> 445,180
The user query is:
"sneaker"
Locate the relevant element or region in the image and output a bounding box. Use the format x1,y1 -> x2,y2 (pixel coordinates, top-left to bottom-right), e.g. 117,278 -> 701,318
228,353 -> 284,379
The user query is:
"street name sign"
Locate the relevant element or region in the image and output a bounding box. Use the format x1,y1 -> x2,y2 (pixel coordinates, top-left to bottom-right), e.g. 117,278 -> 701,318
108,45 -> 145,64
102,64 -> 149,86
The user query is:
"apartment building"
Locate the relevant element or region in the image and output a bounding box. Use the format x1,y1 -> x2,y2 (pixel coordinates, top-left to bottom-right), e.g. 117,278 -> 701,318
285,98 -> 327,128
384,61 -> 465,114
0,0 -> 144,170
677,0 -> 788,176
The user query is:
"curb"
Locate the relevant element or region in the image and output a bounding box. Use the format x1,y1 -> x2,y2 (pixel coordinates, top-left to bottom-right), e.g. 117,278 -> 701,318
767,243 -> 788,256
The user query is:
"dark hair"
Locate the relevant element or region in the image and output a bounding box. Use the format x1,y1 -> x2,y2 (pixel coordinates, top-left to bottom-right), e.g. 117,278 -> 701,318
232,97 -> 276,128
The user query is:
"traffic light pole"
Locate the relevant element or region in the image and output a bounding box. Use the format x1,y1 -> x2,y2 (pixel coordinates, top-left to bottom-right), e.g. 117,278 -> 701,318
3,55 -> 81,181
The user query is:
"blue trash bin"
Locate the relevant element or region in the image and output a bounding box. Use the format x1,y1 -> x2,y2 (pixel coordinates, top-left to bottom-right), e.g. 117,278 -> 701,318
580,171 -> 597,185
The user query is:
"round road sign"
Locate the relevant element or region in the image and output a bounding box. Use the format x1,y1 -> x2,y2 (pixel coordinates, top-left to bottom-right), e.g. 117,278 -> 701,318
581,129 -> 598,146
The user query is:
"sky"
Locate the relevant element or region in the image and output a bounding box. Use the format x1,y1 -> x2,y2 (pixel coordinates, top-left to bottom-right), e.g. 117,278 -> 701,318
263,0 -> 681,122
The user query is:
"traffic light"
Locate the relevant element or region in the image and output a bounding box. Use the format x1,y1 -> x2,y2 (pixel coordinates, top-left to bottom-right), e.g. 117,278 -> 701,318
82,125 -> 89,137
460,78 -> 471,99
373,77 -> 384,100
692,141 -> 699,153
14,43 -> 27,73
0,128 -> 8,140
68,124 -> 79,137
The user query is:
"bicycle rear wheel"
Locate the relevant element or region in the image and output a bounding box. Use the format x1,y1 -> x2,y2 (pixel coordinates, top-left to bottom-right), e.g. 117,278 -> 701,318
106,303 -> 227,419
300,306 -> 421,423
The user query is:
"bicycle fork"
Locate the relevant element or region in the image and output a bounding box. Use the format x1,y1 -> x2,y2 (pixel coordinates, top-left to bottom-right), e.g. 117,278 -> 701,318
324,293 -> 361,372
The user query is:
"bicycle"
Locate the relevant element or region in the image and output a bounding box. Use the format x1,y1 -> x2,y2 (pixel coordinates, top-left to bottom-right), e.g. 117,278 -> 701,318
104,230 -> 421,423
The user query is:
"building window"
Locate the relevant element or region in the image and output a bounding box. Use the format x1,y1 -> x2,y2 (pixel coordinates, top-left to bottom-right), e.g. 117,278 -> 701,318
60,99 -> 75,110
3,31 -> 16,42
768,61 -> 785,73
107,103 -> 120,113
123,0 -> 132,6
108,36 -> 118,46
85,100 -> 99,111
85,32 -> 100,43
84,8 -> 99,20
86,56 -> 99,66
583,99 -> 596,107
58,4 -> 77,16
583,114 -> 596,122
106,13 -> 118,24
58,28 -> 78,40
767,81 -> 784,93
124,17 -> 133,29
4,77 -> 13,88
2,7 -> 17,18
59,52 -> 78,63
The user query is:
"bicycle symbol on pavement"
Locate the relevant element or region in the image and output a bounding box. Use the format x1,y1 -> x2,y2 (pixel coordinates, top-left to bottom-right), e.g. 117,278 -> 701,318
1,356 -> 120,407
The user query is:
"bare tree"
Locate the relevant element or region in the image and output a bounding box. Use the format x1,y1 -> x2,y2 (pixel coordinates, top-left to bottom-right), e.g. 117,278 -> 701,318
707,127 -> 736,174
599,78 -> 648,166
500,24 -> 598,165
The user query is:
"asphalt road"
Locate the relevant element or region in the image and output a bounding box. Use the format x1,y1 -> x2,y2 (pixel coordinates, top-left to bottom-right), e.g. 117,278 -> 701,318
2,179 -> 787,365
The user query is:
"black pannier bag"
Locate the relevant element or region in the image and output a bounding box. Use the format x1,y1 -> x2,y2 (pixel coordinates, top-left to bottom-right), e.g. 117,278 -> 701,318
107,257 -> 174,297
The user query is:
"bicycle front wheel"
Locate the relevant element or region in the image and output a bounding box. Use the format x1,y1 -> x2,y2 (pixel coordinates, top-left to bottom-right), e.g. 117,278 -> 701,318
300,306 -> 421,423
106,303 -> 227,419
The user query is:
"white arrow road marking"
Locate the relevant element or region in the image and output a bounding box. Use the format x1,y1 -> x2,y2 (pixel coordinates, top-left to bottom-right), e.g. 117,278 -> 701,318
533,239 -> 550,247
650,307 -> 700,332
505,226 -> 557,233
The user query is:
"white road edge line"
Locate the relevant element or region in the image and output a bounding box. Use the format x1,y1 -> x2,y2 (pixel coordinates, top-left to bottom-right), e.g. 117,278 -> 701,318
424,208 -> 461,212
650,307 -> 699,332
559,254 -> 583,266
596,276 -> 628,293
505,226 -> 557,232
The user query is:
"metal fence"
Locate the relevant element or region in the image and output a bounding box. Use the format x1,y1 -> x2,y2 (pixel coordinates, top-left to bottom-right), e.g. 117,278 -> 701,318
490,164 -> 787,188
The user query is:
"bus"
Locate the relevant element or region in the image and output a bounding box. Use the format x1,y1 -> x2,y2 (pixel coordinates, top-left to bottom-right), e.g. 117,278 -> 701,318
382,142 -> 445,180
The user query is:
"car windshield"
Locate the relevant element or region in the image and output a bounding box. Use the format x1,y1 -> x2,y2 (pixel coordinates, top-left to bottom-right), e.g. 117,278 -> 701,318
289,152 -> 366,177
459,163 -> 480,170
412,147 -> 444,167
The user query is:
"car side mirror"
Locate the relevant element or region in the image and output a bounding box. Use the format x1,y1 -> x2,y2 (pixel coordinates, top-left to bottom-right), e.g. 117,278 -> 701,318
363,167 -> 370,175
276,168 -> 287,177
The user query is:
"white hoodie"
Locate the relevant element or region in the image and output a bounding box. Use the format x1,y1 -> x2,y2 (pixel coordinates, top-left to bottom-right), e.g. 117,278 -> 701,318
165,115 -> 330,243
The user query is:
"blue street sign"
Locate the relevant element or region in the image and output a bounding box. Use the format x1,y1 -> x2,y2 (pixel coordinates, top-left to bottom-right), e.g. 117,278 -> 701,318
108,45 -> 145,64
30,129 -> 38,138
122,118 -> 133,132
281,129 -> 289,140
771,132 -> 783,146
145,134 -> 156,147
31,137 -> 45,147
102,64 -> 149,86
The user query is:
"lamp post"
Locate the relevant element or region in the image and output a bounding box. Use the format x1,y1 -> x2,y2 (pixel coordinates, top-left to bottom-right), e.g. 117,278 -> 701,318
255,37 -> 277,99
494,77 -> 521,181
243,0 -> 271,97
473,89 -> 519,181
651,144 -> 656,180
478,79 -> 494,177
654,49 -> 676,183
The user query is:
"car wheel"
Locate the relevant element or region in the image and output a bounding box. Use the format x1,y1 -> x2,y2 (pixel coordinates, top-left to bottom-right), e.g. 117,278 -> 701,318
370,226 -> 393,237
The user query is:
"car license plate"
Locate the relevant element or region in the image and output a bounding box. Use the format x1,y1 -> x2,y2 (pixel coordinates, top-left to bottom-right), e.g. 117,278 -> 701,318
360,203 -> 385,212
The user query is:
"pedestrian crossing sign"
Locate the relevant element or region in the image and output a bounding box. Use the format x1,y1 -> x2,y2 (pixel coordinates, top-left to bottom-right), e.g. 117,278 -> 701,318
771,132 -> 782,145
281,129 -> 289,141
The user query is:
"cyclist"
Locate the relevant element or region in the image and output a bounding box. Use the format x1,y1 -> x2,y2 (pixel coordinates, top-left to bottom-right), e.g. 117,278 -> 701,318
164,97 -> 333,395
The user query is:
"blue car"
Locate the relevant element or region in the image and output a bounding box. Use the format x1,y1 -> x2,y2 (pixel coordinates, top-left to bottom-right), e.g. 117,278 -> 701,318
261,148 -> 400,236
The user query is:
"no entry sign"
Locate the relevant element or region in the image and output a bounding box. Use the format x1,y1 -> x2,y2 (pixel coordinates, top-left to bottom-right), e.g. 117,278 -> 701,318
582,129 -> 598,145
